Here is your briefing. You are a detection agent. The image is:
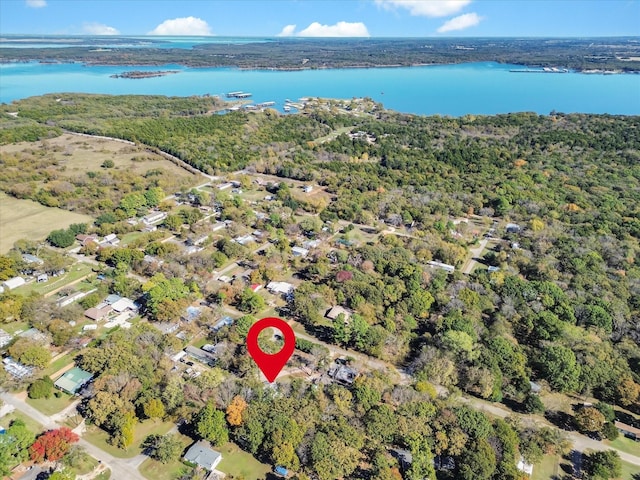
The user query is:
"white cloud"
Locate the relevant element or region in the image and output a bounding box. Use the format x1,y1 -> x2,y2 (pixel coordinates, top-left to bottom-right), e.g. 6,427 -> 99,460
25,0 -> 47,8
278,24 -> 297,37
296,21 -> 370,37
436,12 -> 483,32
148,16 -> 213,36
82,22 -> 120,35
376,0 -> 471,18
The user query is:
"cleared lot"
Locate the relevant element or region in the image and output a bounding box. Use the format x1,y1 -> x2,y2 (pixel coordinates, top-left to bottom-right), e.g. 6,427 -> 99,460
0,192 -> 92,253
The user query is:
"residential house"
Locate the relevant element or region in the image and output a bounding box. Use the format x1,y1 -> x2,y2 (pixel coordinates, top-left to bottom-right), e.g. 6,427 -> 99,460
267,281 -> 294,295
506,223 -> 522,234
76,234 -> 98,246
184,441 -> 222,471
325,305 -> 351,320
3,357 -> 34,379
21,254 -> 43,265
84,305 -> 113,321
185,346 -> 217,366
212,316 -> 233,331
54,367 -> 93,395
57,290 -> 90,308
18,328 -> 47,342
326,306 -> 352,322
328,363 -> 358,385
233,234 -> 256,246
615,421 -> 640,441
100,234 -> 120,247
0,329 -> 12,348
155,322 -> 180,335
427,260 -> 455,273
142,211 -> 167,225
111,297 -> 137,313
303,239 -> 321,249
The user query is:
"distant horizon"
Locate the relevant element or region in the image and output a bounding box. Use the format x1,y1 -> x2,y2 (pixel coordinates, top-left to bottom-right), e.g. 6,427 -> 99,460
2,34 -> 640,39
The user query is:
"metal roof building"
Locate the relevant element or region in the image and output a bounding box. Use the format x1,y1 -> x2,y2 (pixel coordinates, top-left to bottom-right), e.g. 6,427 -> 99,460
54,367 -> 93,395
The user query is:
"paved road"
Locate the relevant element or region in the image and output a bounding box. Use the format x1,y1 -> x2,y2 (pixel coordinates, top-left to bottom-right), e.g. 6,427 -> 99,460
459,396 -> 640,467
462,237 -> 489,274
0,391 -> 147,480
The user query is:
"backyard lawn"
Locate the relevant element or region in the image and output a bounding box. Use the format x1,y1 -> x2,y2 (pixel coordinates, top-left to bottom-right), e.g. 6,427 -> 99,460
217,442 -> 271,480
84,419 -> 175,459
138,432 -> 195,480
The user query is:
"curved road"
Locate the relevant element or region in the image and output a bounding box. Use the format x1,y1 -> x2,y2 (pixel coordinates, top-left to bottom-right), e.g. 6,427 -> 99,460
0,391 -> 146,480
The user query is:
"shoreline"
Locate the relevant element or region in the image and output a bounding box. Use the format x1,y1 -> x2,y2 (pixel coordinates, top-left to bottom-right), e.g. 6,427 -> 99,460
0,58 -> 638,75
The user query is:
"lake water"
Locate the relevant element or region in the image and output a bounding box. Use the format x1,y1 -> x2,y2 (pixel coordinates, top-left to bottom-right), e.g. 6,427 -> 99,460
1,61 -> 639,116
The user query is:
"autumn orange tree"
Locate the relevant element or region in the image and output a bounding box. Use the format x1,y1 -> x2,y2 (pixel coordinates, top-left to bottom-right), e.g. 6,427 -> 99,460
226,395 -> 248,426
29,427 -> 79,462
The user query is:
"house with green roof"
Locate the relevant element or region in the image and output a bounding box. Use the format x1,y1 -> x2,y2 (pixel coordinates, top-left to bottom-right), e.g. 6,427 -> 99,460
54,367 -> 93,395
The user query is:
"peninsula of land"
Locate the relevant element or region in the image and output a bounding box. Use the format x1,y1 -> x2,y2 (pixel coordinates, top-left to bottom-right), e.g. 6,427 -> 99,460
1,37 -> 639,73
110,70 -> 180,79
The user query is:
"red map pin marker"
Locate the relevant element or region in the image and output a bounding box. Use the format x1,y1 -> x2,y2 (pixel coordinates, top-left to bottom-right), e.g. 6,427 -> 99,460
246,317 -> 296,383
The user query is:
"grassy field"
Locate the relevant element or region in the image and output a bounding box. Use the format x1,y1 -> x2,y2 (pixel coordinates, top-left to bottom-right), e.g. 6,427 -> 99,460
621,460 -> 640,479
15,262 -> 94,297
84,420 -> 175,459
0,410 -> 43,433
138,432 -> 195,480
26,391 -> 75,415
606,436 -> 640,457
0,192 -> 93,253
217,442 -> 271,480
0,133 -> 200,183
532,455 -> 562,480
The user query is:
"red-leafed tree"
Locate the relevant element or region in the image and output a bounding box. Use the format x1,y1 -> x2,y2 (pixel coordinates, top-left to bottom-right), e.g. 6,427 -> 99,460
29,427 -> 79,462
335,270 -> 353,282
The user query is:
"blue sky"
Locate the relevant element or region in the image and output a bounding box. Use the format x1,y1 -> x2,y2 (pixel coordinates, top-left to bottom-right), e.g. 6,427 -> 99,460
1,0 -> 639,37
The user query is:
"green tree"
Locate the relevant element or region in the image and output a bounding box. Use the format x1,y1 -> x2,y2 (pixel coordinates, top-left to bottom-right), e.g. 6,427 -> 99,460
237,288 -> 266,314
8,338 -> 51,368
144,187 -> 165,207
119,192 -> 148,217
583,450 -> 621,480
538,345 -> 581,392
28,377 -> 53,399
457,439 -> 497,480
523,393 -> 545,414
47,228 -> 75,248
145,433 -> 184,464
143,398 -> 166,421
0,419 -> 35,476
195,403 -> 229,446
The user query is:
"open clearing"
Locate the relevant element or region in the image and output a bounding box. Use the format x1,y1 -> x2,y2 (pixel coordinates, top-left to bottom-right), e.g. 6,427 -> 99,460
0,192 -> 92,253
0,133 -> 200,182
